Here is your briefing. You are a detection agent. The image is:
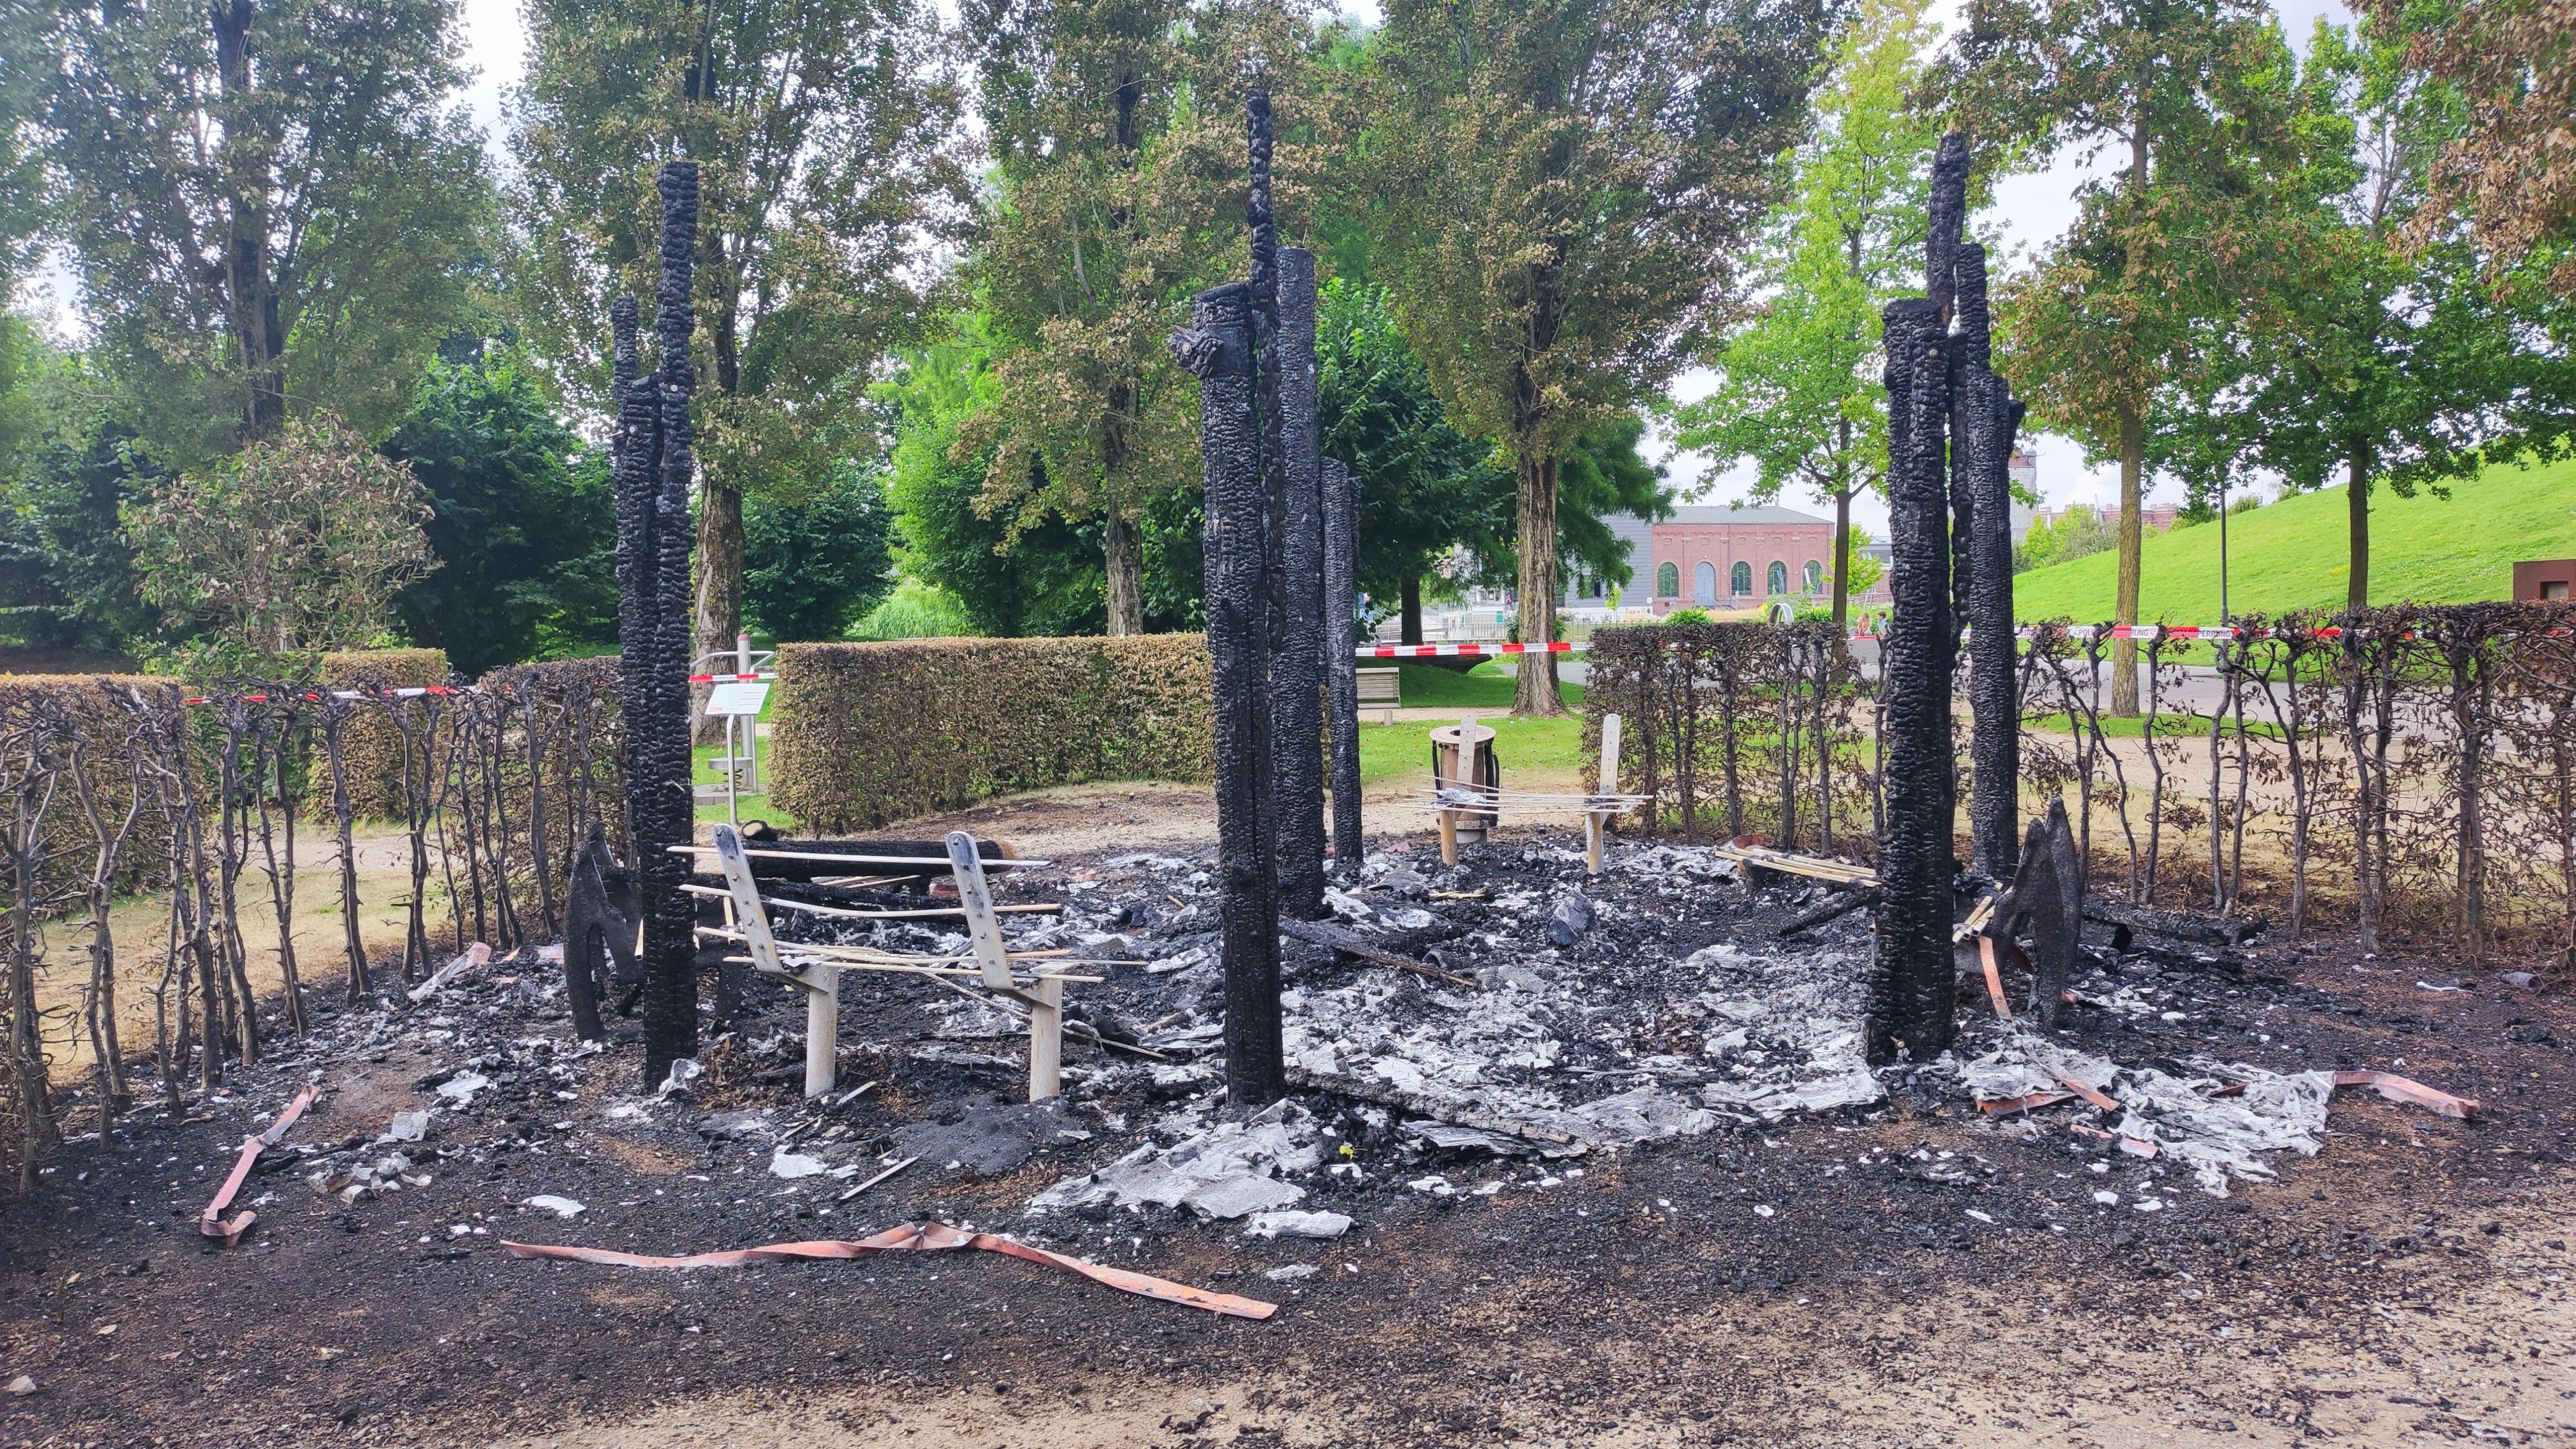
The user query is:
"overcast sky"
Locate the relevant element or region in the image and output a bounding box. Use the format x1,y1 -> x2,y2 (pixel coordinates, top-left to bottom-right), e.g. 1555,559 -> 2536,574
127,0 -> 2367,530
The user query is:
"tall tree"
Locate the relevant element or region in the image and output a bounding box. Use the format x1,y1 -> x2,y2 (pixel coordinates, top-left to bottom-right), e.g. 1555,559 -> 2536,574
960,0 -> 1315,634
2360,0 -> 2576,299
1367,0 -> 1830,714
43,0 -> 491,458
1944,0 -> 2305,713
2151,17 -> 2576,610
1673,0 -> 1943,627
513,0 -> 969,717
1317,277 -> 1510,641
382,349 -> 618,673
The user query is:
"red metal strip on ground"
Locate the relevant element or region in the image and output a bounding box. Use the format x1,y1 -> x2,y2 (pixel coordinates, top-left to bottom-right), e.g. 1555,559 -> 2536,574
499,1220 -> 1277,1320
1978,937 -> 2012,1020
2333,1070 -> 2482,1120
199,1082 -> 320,1244
2049,1069 -> 2119,1112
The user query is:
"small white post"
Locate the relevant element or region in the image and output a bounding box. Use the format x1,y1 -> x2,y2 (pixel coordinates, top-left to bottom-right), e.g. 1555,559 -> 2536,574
735,630 -> 758,791
1027,974 -> 1063,1101
1587,713 -> 1623,874
946,830 -> 1014,991
714,823 -> 836,1097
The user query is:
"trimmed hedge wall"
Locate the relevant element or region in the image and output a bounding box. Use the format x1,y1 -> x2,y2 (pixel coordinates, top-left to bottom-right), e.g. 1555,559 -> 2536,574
320,648 -> 450,820
769,635 -> 1215,830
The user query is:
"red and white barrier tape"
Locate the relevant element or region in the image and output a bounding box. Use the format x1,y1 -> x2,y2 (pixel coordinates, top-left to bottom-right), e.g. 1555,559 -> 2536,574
183,685 -> 462,706
1360,641 -> 1581,658
686,671 -> 778,683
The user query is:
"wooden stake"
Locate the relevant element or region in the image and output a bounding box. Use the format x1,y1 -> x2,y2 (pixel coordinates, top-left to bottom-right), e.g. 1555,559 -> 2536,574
1587,712 -> 1623,874
1028,974 -> 1064,1101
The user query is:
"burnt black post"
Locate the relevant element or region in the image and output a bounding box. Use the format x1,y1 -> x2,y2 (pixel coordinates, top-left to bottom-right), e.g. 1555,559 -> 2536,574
1172,281 -> 1284,1105
627,160 -> 700,1088
1957,238 -> 2025,880
1322,455 -> 1363,876
1867,297 -> 1955,1064
1273,246 -> 1328,917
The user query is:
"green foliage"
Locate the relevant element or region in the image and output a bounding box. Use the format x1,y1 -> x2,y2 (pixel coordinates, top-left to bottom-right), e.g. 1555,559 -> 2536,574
742,465 -> 897,643
2013,504 -> 2116,573
0,322 -> 161,652
958,0 -> 1308,629
42,0 -> 493,454
854,579 -> 976,640
1674,0 -> 1940,515
382,351 -> 616,674
511,0 -> 973,669
127,413 -> 436,669
1366,0 -> 1832,705
886,318 -> 1201,637
2145,17 -> 2576,605
2011,454 -> 2576,621
1319,277 -> 1509,603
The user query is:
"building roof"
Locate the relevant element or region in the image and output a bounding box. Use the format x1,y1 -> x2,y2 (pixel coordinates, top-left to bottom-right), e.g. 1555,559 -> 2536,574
1658,504 -> 1834,527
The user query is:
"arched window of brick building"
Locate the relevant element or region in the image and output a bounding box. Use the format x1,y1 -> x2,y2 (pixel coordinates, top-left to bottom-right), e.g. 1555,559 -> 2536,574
1767,560 -> 1787,595
1656,561 -> 1678,597
1729,561 -> 1751,596
1803,559 -> 1822,593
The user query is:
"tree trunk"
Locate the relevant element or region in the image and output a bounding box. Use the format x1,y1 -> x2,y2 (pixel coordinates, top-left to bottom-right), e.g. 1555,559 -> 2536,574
210,0 -> 285,441
2111,404 -> 2145,717
1400,575 -> 1423,645
692,474 -> 742,744
1104,510 -> 1145,634
1513,451 -> 1563,717
2346,439 -> 2371,612
1830,481 -> 1851,628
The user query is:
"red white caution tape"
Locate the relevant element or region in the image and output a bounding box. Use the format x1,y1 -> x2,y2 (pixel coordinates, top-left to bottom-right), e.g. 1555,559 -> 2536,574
1360,641 -> 1581,658
183,685 -> 462,707
686,671 -> 778,683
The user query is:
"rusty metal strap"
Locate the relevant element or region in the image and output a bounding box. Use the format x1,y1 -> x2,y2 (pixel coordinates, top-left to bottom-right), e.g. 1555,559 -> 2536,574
499,1220 -> 1278,1320
200,1082 -> 320,1245
2334,1070 -> 2481,1120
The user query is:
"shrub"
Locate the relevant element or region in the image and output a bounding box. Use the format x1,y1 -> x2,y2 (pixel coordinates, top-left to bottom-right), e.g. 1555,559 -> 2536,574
769,634 -> 1214,830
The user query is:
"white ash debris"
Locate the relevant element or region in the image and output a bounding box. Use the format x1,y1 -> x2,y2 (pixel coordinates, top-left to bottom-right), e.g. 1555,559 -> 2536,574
1952,1027 -> 2333,1196
1029,1100 -> 1323,1220
1685,943 -> 1884,1120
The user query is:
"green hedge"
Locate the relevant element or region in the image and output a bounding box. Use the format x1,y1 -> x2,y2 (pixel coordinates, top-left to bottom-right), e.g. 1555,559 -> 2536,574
769,634 -> 1214,831
319,648 -> 450,819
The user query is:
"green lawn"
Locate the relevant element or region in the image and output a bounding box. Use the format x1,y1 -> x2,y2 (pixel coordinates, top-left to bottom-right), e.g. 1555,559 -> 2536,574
1384,660 -> 1585,710
2012,454 -> 2576,623
1356,711 -> 1587,787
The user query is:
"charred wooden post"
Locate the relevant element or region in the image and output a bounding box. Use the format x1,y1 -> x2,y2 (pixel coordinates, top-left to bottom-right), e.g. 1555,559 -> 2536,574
1322,456 -> 1363,876
1958,242 -> 2025,880
621,160 -> 702,1088
1867,297 -> 1955,1064
1172,277 -> 1285,1105
1273,246 -> 1328,916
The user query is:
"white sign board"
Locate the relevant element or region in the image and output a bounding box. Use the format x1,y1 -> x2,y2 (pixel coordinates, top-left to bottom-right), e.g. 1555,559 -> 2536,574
704,680 -> 771,717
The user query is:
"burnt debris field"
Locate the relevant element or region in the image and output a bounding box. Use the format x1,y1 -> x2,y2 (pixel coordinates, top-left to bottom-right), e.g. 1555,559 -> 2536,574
6,811 -> 2569,1449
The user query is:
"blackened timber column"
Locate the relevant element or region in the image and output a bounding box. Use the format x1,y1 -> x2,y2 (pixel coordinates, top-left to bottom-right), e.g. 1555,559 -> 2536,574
1172,281 -> 1286,1104
637,160 -> 702,1087
1956,240 -> 2024,879
1273,247 -> 1328,917
1868,297 -> 1955,1065
1322,456 -> 1363,876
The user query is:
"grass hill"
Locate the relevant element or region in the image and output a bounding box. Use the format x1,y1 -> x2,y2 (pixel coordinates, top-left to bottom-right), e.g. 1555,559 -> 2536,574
2011,455 -> 2576,623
